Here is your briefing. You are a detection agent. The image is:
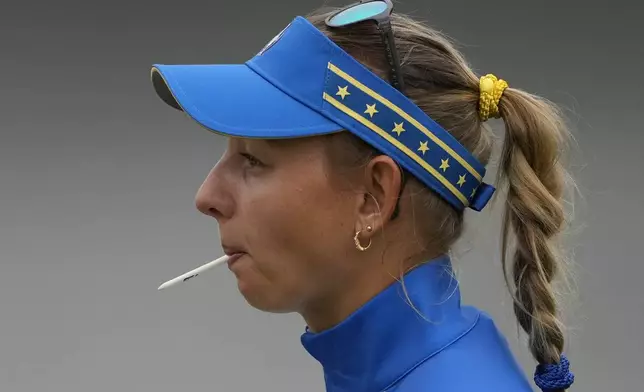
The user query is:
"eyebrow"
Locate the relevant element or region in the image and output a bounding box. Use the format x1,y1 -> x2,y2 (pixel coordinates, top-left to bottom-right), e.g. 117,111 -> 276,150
237,138 -> 283,154
245,136 -> 315,153
232,137 -> 271,148
260,138 -> 296,150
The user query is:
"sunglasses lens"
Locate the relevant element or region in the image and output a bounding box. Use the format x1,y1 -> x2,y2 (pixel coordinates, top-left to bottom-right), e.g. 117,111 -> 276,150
327,1 -> 388,26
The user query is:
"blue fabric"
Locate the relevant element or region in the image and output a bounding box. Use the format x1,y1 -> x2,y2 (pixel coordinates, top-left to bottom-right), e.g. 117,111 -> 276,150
150,16 -> 496,212
300,256 -> 535,392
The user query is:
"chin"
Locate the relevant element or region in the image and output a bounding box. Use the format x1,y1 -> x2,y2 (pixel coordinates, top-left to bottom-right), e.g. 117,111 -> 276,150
236,281 -> 297,314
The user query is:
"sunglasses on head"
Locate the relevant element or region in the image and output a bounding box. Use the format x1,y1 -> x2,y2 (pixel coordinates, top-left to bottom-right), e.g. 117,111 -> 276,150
326,0 -> 408,217
325,0 -> 405,93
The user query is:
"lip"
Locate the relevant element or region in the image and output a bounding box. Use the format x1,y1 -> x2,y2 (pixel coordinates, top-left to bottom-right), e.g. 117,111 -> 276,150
222,243 -> 247,267
226,252 -> 245,268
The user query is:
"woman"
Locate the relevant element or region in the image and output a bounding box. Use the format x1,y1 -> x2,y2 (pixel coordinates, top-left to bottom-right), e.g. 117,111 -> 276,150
150,2 -> 576,391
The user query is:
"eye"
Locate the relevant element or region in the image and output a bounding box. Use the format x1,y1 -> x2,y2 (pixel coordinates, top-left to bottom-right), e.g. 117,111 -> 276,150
240,153 -> 263,168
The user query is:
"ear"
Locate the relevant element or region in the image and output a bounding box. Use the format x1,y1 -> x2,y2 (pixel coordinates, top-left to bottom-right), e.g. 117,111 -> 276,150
355,155 -> 403,234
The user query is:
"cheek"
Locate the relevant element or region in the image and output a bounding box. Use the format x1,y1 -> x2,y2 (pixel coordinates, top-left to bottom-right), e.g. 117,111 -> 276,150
254,181 -> 351,263
240,170 -> 355,302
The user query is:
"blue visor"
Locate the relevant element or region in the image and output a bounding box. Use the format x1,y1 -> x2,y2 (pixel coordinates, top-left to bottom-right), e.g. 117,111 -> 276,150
150,16 -> 496,211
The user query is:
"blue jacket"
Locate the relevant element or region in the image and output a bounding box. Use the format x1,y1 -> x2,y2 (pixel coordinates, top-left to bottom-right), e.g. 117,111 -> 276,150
300,255 -> 534,392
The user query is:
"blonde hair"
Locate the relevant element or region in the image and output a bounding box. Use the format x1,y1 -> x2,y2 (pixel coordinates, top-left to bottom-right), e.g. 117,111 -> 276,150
307,8 -> 575,392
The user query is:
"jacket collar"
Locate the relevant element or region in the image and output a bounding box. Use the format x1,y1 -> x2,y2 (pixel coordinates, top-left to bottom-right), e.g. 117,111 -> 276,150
300,255 -> 479,392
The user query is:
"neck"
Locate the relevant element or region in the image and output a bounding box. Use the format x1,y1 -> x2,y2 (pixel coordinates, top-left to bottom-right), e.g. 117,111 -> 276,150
299,254 -> 472,392
300,265 -> 396,332
299,250 -> 440,332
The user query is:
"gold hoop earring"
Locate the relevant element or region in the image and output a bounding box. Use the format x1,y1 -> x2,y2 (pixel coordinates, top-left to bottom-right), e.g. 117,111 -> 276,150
354,226 -> 372,251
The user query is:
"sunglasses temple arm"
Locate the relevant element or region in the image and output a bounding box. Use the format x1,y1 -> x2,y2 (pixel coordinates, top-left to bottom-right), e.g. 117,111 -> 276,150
378,20 -> 405,92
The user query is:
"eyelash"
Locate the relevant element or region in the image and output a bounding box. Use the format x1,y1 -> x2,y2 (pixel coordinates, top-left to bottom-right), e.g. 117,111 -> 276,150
240,153 -> 263,168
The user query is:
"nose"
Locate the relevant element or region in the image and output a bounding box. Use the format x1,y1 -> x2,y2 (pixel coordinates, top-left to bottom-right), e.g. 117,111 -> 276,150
195,188 -> 221,219
195,165 -> 232,221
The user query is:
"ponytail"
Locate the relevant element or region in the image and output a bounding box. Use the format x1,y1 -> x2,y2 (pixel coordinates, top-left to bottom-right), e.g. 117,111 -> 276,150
480,75 -> 575,391
309,9 -> 577,387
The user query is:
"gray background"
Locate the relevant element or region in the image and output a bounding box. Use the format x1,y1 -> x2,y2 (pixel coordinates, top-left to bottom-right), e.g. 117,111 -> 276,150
2,0 -> 642,391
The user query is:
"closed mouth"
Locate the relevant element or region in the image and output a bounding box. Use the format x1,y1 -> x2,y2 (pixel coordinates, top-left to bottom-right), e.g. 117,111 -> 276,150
222,243 -> 247,268
222,244 -> 245,256
226,252 -> 245,268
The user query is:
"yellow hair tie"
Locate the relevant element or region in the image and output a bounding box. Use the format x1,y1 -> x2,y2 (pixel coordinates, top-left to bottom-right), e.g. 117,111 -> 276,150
478,74 -> 508,121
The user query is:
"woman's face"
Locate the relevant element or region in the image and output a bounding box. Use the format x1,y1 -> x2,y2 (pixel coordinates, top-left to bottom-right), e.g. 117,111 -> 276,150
195,136 -> 365,314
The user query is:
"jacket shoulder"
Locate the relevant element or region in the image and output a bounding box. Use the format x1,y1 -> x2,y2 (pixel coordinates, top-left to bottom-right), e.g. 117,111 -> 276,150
387,307 -> 535,392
